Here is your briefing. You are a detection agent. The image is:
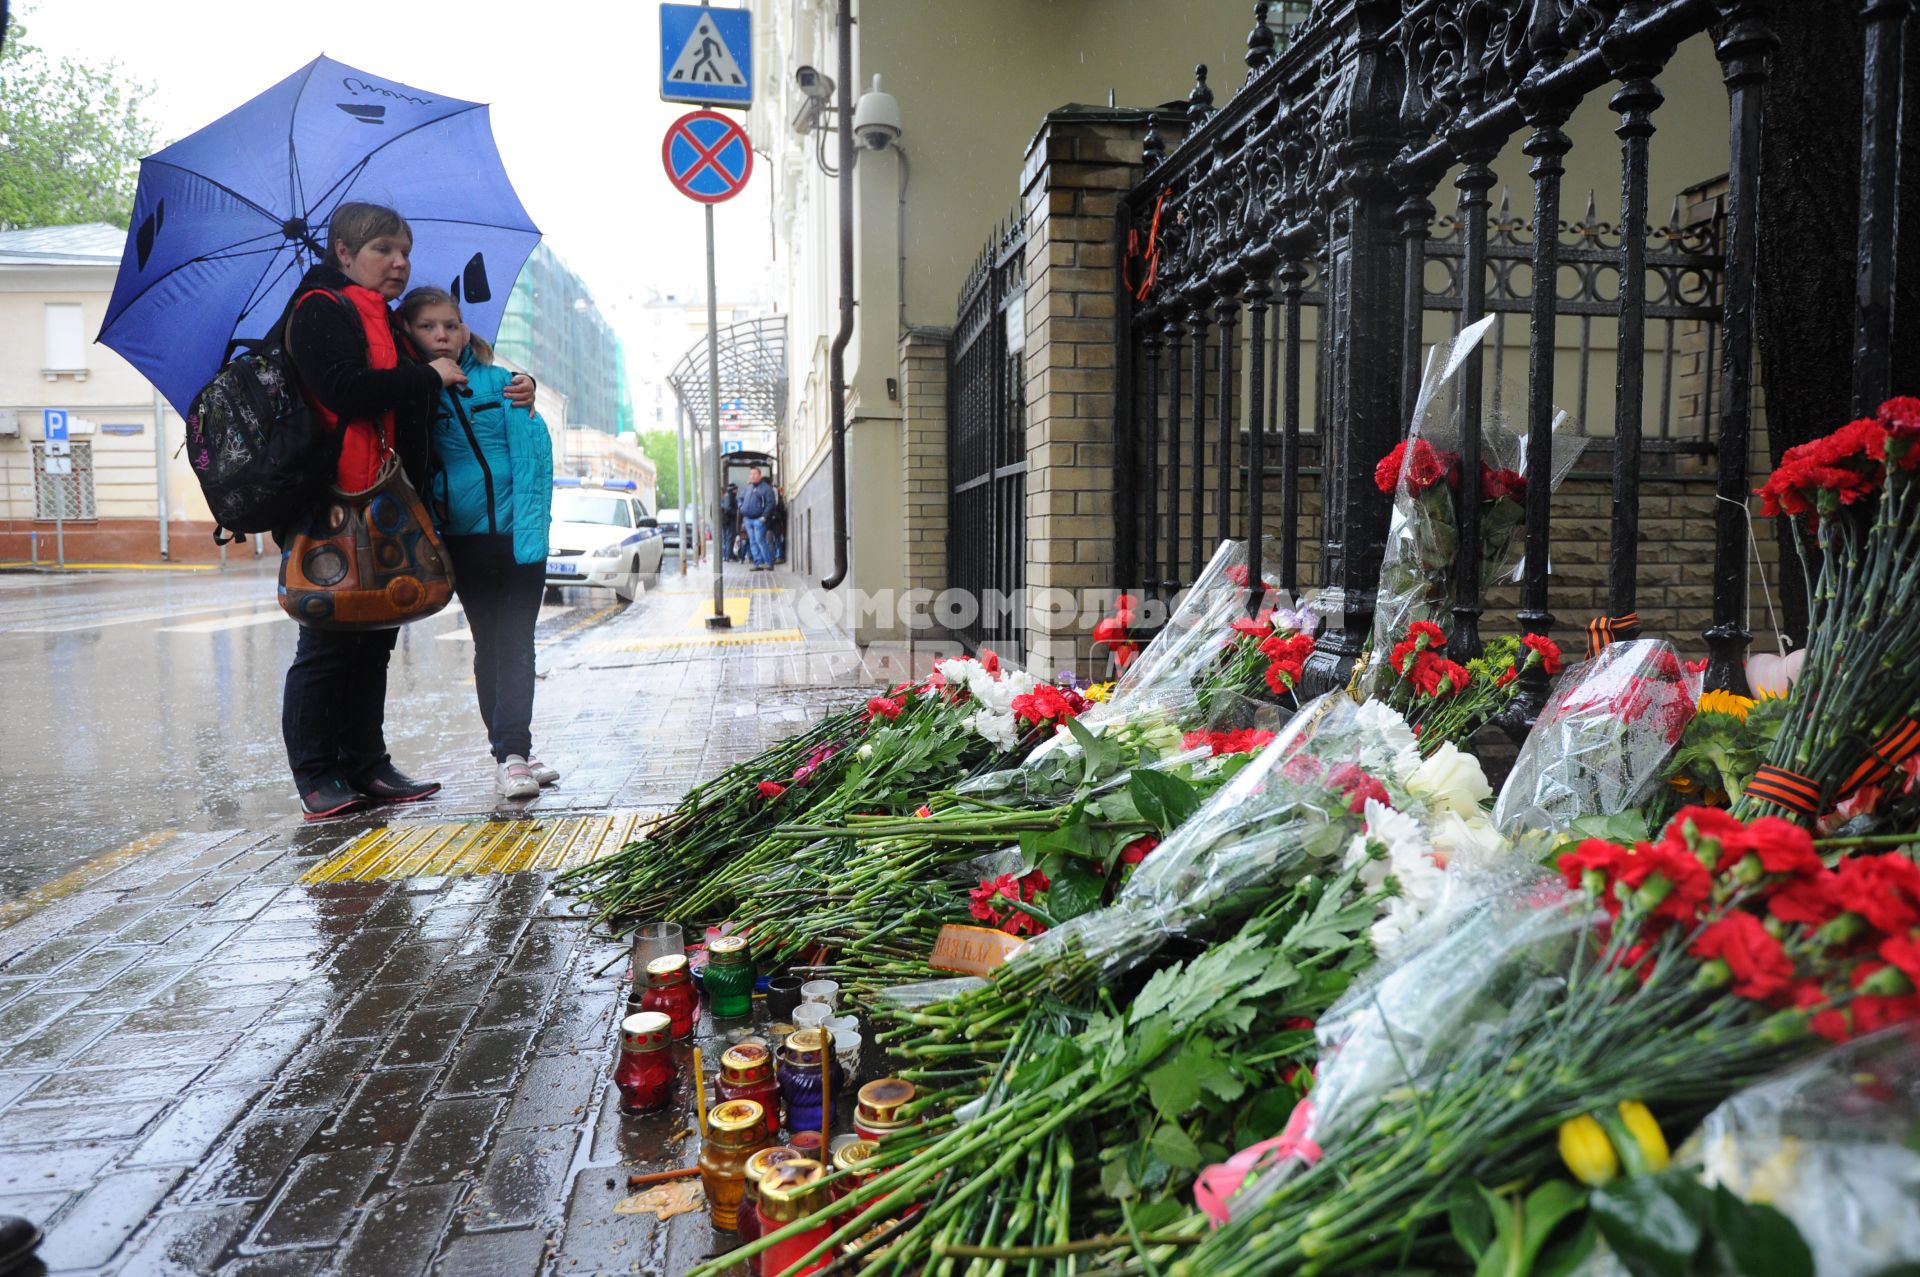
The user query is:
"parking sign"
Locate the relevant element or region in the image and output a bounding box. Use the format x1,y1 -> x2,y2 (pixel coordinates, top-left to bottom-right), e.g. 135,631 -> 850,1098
43,408 -> 69,442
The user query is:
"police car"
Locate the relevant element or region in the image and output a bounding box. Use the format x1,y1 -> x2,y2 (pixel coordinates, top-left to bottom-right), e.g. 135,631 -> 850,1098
545,480 -> 665,602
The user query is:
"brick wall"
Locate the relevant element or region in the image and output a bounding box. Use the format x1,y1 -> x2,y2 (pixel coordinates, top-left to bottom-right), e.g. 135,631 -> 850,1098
899,328 -> 952,603
1020,112 -> 1156,673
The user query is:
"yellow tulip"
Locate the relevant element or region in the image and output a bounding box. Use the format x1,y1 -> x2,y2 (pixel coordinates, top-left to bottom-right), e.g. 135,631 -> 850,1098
1615,1101 -> 1670,1172
1557,1114 -> 1619,1186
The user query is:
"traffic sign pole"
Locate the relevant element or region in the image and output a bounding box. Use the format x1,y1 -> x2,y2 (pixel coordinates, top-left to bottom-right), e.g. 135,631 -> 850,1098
705,202 -> 730,630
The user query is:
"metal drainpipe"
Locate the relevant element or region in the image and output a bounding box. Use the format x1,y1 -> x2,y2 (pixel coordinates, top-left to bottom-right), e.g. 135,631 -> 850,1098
820,0 -> 855,590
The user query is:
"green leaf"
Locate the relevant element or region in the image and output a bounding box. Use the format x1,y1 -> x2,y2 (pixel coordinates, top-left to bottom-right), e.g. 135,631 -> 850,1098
1146,1052 -> 1206,1121
1536,1216 -> 1599,1277
1041,854 -> 1104,923
1450,1185 -> 1495,1264
1706,1186 -> 1812,1277
1591,1173 -> 1708,1277
1130,770 -> 1204,832
1148,1124 -> 1202,1171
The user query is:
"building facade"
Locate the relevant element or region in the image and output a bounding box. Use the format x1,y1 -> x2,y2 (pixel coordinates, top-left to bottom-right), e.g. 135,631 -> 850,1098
494,243 -> 632,437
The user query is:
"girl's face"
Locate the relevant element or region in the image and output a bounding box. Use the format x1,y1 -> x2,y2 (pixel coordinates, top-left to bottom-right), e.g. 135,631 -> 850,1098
336,234 -> 413,298
406,303 -> 466,361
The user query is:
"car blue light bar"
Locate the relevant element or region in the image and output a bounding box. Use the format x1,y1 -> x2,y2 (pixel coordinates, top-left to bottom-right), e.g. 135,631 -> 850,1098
552,477 -> 583,487
600,479 -> 638,491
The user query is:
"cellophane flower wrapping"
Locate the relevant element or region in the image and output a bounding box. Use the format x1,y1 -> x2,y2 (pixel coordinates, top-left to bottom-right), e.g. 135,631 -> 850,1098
1493,637 -> 1697,835
957,539 -> 1286,805
1684,1025 -> 1920,1276
1367,316 -> 1584,694
1226,878 -> 1588,1220
1006,693 -> 1427,985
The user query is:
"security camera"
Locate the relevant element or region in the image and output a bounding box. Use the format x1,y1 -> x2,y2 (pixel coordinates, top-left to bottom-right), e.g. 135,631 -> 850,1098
852,75 -> 901,150
795,66 -> 834,102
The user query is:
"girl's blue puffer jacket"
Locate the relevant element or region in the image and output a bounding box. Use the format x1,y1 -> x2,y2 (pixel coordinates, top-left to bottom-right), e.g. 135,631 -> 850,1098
427,348 -> 554,565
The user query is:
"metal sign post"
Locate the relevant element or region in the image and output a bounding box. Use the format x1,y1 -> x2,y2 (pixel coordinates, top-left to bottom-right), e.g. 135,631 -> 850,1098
662,104 -> 753,629
43,409 -> 70,569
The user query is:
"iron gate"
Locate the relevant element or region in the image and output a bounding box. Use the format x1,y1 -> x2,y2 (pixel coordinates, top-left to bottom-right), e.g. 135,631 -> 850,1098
948,210 -> 1028,658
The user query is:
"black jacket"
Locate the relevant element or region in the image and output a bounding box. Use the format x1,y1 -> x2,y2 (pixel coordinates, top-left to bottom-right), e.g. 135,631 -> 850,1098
283,263 -> 442,490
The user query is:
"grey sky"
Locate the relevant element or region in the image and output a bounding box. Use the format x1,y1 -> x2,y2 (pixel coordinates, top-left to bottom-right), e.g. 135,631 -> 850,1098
22,0 -> 776,375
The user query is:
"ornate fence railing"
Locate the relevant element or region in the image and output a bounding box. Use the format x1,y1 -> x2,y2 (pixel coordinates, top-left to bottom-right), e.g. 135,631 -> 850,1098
949,207 -> 1030,658
1116,0 -> 1911,708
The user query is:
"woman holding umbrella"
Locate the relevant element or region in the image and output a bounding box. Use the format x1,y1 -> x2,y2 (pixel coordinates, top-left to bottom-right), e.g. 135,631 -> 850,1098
280,200 -> 536,820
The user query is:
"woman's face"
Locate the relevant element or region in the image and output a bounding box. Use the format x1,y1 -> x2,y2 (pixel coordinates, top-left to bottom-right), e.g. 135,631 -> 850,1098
406,303 -> 465,361
336,234 -> 413,298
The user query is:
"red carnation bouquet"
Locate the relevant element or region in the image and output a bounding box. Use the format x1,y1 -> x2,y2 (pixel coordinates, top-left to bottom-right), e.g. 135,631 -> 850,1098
1742,397 -> 1920,827
1369,317 -> 1582,685
1378,620 -> 1564,755
1176,808 -> 1920,1275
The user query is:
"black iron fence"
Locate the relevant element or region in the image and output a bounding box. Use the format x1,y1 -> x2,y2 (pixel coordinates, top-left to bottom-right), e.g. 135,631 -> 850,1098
1117,0 -> 1911,707
949,208 -> 1030,658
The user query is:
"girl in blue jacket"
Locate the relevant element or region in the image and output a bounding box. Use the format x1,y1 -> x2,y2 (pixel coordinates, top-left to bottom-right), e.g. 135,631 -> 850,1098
401,287 -> 556,801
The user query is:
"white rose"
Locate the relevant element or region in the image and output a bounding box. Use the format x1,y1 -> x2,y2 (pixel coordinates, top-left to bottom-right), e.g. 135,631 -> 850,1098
1406,742 -> 1493,818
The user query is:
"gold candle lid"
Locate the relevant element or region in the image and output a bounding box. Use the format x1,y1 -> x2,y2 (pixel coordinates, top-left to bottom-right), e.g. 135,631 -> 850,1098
832,1139 -> 881,1174
708,1099 -> 766,1134
758,1159 -> 828,1222
855,1078 -> 915,1124
784,1027 -> 827,1056
720,1042 -> 773,1080
710,934 -> 752,963
744,1145 -> 803,1183
645,953 -> 690,981
619,1011 -> 673,1050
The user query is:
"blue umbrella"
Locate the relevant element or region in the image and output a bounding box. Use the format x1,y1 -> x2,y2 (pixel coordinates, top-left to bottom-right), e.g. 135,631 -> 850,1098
100,55 -> 541,415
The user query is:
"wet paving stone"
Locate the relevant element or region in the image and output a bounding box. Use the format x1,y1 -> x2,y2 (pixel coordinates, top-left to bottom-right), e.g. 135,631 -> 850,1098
431,1225 -> 551,1277
70,963 -> 188,1014
501,1052 -> 602,1131
380,1004 -> 475,1070
222,1250 -> 330,1277
114,909 -> 200,945
505,923 -> 583,976
532,985 -> 619,1058
0,933 -> 97,976
202,936 -> 336,966
471,972 -> 557,1029
264,1038 -> 376,1111
413,907 -> 484,942
247,1146 -> 388,1250
551,1165 -> 676,1276
311,1065 -> 437,1151
0,1008 -> 118,1070
118,1001 -> 272,1038
440,1025 -> 537,1097
21,1063 -> 209,1106
324,927 -> 414,983
390,1097 -> 504,1186
424,956 -> 506,1007
0,1141 -> 127,1191
125,1084 -> 268,1168
0,1188 -> 75,1231
141,975 -> 293,1014
371,941 -> 458,988
337,1182 -> 464,1277
460,1128 -> 578,1232
198,1026 -> 316,1091
116,1204 -> 253,1277
36,1164 -> 185,1271
40,944 -> 145,992
79,1028 -> 244,1069
0,990 -> 83,1040
330,980 -> 422,1041
185,1110 -> 330,1202
144,922 -> 247,965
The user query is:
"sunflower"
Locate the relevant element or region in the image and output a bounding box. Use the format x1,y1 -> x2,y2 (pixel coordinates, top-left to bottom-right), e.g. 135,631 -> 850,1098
1697,689 -> 1757,722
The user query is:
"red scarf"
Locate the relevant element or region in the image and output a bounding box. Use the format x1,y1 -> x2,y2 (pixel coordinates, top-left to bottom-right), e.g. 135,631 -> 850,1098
297,284 -> 399,491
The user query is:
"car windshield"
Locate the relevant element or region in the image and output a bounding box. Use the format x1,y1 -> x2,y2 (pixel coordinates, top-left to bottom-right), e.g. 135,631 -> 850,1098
551,493 -> 632,527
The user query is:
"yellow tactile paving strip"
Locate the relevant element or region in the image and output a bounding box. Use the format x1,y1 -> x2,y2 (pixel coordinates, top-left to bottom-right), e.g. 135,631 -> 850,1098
300,813 -> 656,884
685,596 -> 754,628
582,628 -> 805,655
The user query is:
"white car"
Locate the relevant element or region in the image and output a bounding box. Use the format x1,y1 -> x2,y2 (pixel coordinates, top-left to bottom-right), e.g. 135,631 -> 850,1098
545,483 -> 666,602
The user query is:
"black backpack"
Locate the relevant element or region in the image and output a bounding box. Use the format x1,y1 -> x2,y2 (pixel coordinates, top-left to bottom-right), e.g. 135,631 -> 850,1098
182,292 -> 344,542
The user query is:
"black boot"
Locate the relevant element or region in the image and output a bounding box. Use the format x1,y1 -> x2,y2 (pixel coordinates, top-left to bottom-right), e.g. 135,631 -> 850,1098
0,1214 -> 43,1275
350,762 -> 442,804
300,777 -> 374,822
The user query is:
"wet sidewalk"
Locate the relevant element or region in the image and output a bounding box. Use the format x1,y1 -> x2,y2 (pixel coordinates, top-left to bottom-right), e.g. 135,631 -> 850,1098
0,569 -> 874,1277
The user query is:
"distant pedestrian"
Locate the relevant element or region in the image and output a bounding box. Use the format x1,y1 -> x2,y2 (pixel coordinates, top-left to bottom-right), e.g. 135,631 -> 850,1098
720,483 -> 740,561
769,484 -> 788,563
279,203 -> 535,820
401,286 -> 557,802
740,466 -> 776,572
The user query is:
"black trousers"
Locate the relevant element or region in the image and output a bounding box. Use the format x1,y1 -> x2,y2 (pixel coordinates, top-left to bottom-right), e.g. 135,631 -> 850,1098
282,625 -> 400,791
446,535 -> 545,763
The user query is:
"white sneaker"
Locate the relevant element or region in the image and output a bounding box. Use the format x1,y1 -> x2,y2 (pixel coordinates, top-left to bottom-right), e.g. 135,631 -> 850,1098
496,755 -> 539,800
526,757 -> 561,786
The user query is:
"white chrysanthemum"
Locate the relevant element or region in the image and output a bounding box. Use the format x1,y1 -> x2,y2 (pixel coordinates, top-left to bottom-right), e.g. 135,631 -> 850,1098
1349,701 -> 1420,775
964,709 -> 1020,751
1343,798 -> 1425,892
1407,742 -> 1494,817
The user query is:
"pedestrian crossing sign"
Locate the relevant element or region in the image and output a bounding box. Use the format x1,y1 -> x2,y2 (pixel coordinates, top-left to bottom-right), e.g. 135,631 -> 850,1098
660,4 -> 752,110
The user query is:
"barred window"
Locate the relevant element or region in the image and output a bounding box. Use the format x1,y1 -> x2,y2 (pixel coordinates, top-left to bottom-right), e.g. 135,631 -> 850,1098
32,441 -> 96,520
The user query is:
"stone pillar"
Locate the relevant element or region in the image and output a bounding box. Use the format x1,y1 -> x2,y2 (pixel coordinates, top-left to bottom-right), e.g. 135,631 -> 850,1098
899,326 -> 953,639
1019,110 -> 1154,676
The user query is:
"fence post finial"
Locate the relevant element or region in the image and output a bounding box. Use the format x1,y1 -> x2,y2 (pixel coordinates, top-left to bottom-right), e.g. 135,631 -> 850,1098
1247,3 -> 1278,78
1187,65 -> 1215,127
1142,113 -> 1166,170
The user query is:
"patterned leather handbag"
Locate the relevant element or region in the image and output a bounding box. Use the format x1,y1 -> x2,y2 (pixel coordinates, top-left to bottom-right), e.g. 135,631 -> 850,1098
279,452 -> 455,630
